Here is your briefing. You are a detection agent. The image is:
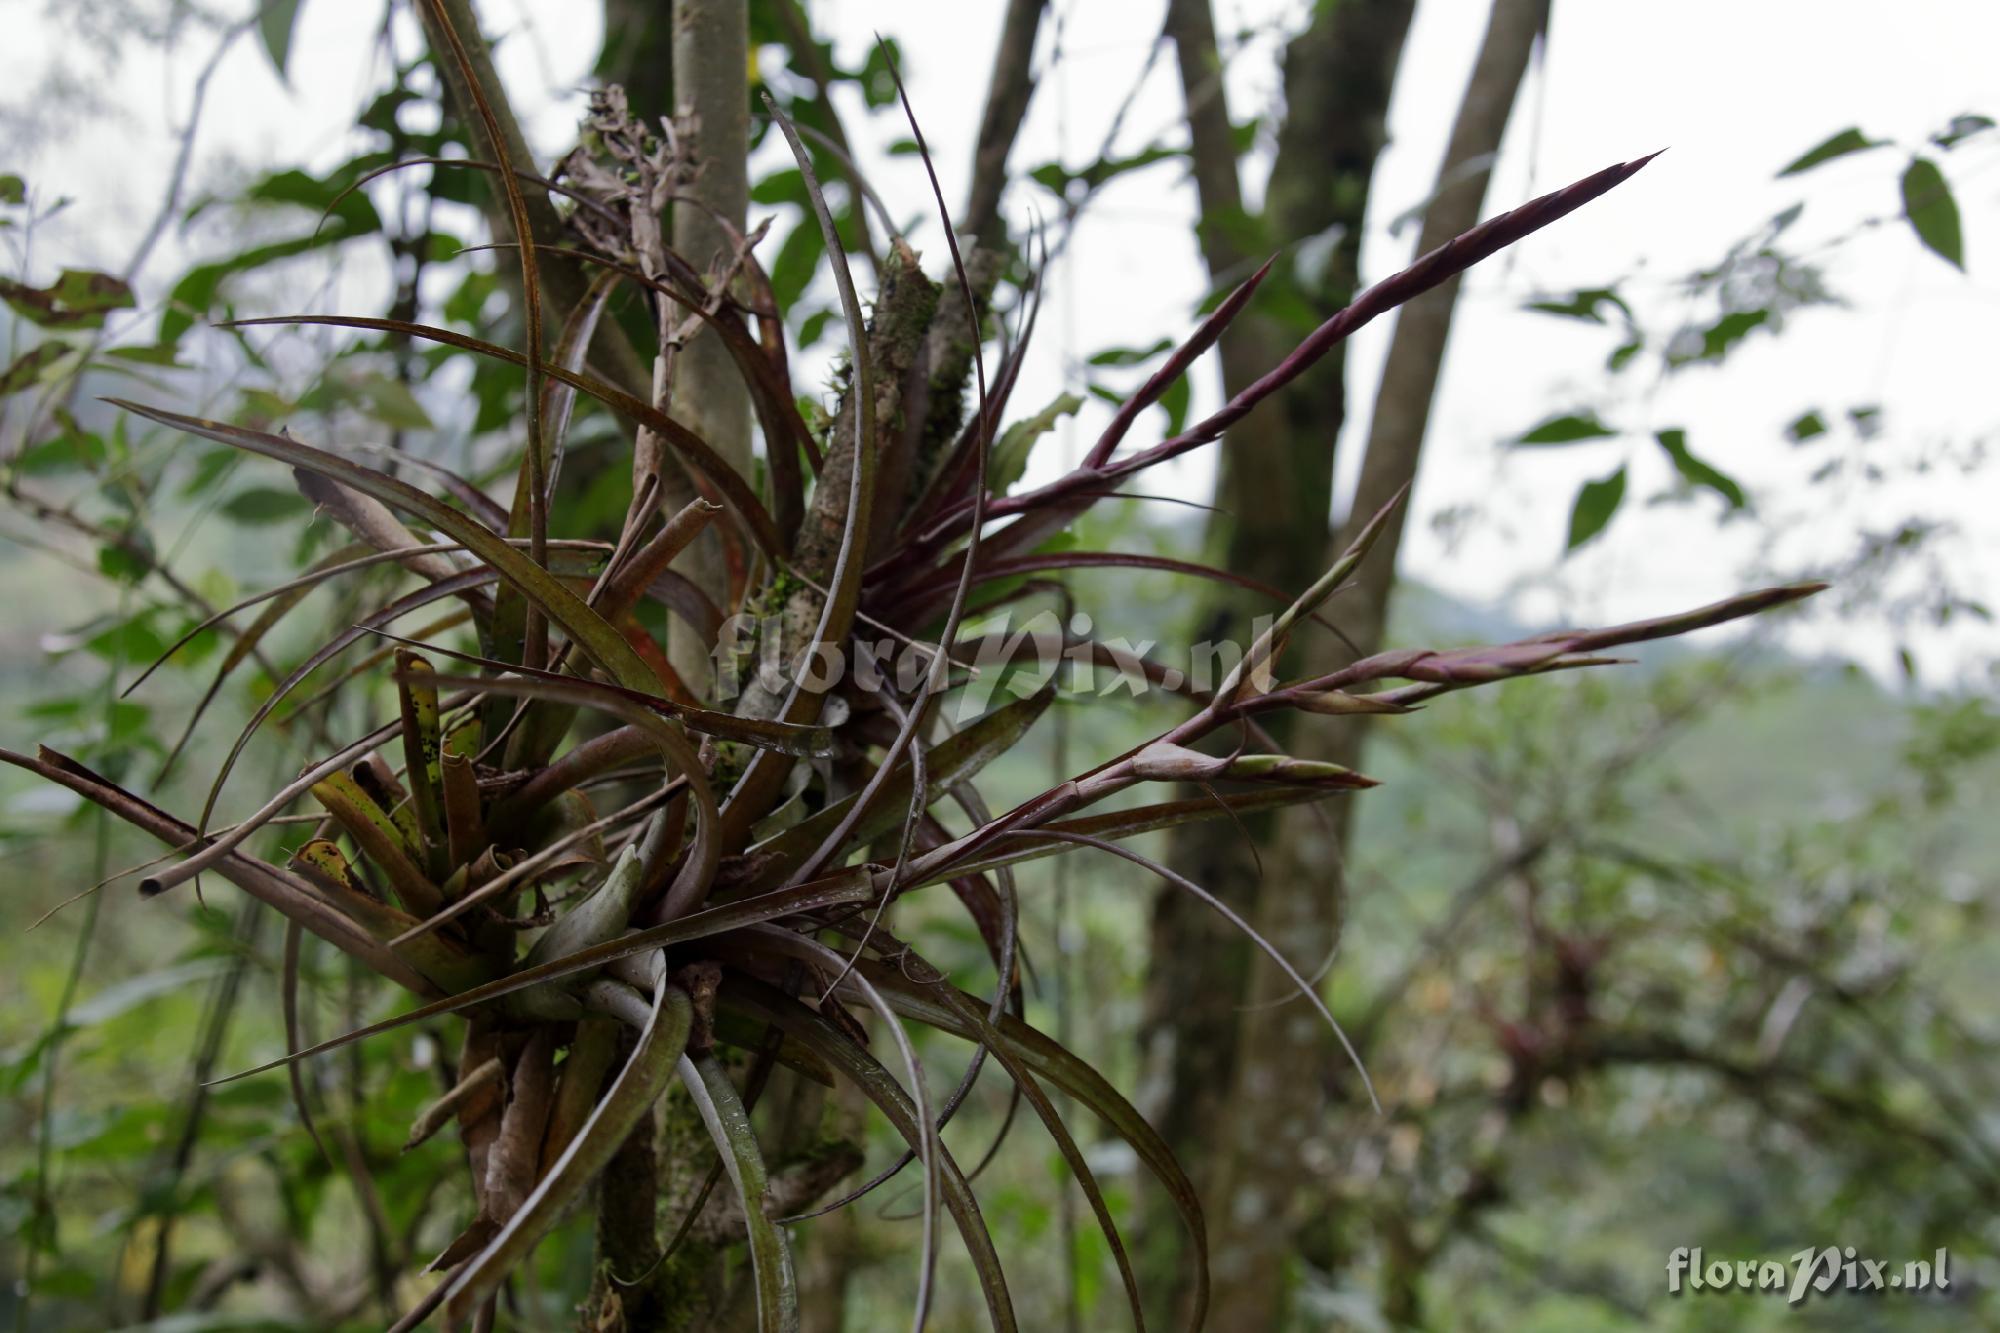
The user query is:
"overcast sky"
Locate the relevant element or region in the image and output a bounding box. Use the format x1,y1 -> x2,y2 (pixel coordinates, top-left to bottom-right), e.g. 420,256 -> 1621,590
5,0 -> 1996,684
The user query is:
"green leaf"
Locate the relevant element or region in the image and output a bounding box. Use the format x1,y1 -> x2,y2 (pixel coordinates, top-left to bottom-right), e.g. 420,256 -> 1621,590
1777,127 -> 1881,177
1158,372 -> 1191,437
114,401 -> 665,694
103,343 -> 189,367
1086,339 -> 1173,368
989,392 -> 1084,494
796,308 -> 834,348
1517,412 -> 1617,446
1655,429 -> 1746,510
0,269 -> 136,329
258,0 -> 305,81
82,612 -> 169,665
1566,464 -> 1627,550
0,341 -> 73,395
1028,166 -> 1073,201
1901,157 -> 1964,270
242,164 -> 382,233
1786,410 -> 1827,443
1526,286 -> 1632,324
17,417 -> 107,475
1676,308 -> 1770,366
1933,113 -> 1995,150
1027,145 -> 1184,199
749,167 -> 808,207
770,216 -> 825,311
68,960 -> 229,1028
0,173 -> 24,205
97,538 -> 154,585
857,36 -> 904,108
221,487 -> 311,525
160,227 -> 365,345
350,374 -> 433,430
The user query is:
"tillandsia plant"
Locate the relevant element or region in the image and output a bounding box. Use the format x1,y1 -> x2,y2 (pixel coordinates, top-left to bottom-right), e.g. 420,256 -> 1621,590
2,6 -> 1825,1331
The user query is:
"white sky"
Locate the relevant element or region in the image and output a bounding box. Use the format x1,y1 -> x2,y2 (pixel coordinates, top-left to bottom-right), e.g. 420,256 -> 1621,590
5,0 -> 1997,685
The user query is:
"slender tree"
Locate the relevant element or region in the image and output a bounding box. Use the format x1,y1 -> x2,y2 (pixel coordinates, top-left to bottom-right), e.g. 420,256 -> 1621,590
1168,1 -> 1552,1325
1143,0 -> 1416,1318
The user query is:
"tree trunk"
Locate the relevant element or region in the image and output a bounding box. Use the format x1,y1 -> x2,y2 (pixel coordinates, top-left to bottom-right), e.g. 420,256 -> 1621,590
666,0 -> 753,696
599,0 -> 674,118
1141,1 -> 1413,1323
1194,2 -> 1547,1327
963,0 -> 1050,250
419,0 -> 652,399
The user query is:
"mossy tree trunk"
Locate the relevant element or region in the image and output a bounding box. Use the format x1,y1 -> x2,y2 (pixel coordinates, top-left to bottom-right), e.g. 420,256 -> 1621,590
1158,1 -> 1550,1326
1141,0 -> 1415,1323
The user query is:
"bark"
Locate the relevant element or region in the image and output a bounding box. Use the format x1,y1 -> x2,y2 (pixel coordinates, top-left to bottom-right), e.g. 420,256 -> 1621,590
667,0 -> 754,696
417,0 -> 652,399
599,0 -> 674,118
1142,1 -> 1413,1323
582,1034 -> 668,1328
963,0 -> 1051,249
1340,0 -> 1549,666
1194,2 -> 1548,1327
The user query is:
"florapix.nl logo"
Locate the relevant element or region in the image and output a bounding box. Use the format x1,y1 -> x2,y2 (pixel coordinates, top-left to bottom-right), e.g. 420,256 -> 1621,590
1667,1246 -> 1951,1305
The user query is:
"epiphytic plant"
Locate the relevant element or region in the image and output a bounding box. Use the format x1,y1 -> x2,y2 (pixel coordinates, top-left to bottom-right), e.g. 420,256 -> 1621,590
3,7 -> 1821,1329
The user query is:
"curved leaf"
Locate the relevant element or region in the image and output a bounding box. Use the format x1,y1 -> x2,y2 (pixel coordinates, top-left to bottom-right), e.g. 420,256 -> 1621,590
108,400 -> 661,693
220,317 -> 782,556
1565,464 -> 1627,551
681,1052 -> 798,1333
1777,127 -> 1882,177
856,966 -> 1204,1329
207,871 -> 875,1085
441,972 -> 692,1323
722,975 -> 1017,1332
1902,156 -> 1964,270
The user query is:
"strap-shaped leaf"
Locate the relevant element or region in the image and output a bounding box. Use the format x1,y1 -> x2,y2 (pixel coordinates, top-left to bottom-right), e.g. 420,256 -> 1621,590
718,93 -> 884,847
739,926 -> 938,1328
923,976 -> 1143,1331
215,319 -> 783,556
721,975 -> 1017,1332
859,966 -> 1209,1331
681,1052 -> 798,1333
143,540 -> 370,778
107,399 -> 662,694
0,746 -> 458,996
366,628 -> 833,758
206,871 -> 875,1085
126,537 -> 610,699
440,971 -> 692,1323
310,770 -> 444,917
730,684 -> 1054,895
194,566 -> 500,841
404,671 -> 720,931
488,267 -> 624,669
903,787 -> 1334,889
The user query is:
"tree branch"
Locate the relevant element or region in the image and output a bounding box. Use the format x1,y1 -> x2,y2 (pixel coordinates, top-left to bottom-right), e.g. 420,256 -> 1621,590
963,0 -> 1051,249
